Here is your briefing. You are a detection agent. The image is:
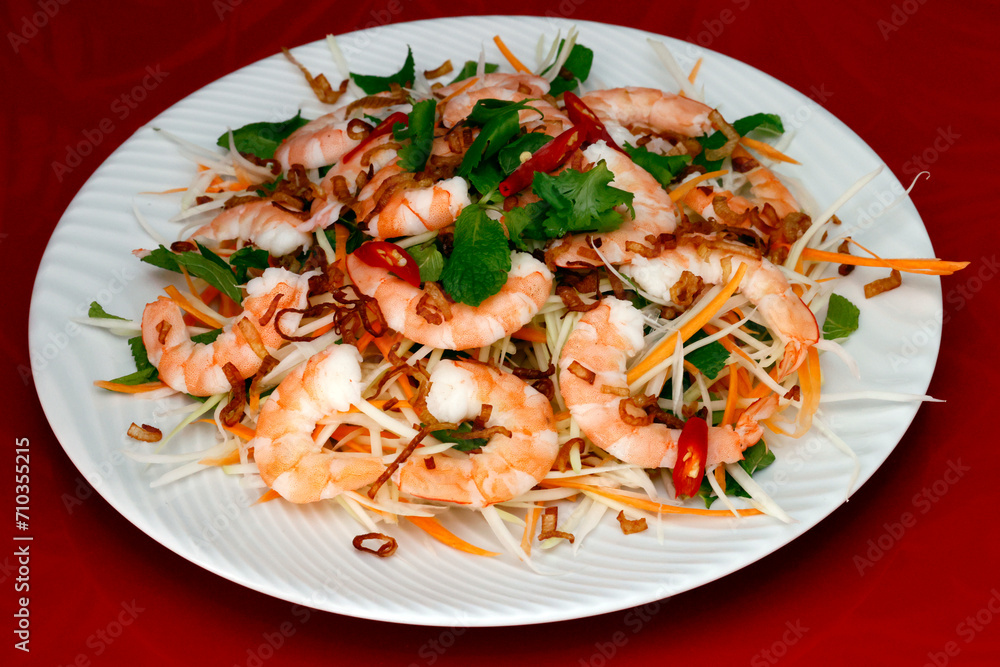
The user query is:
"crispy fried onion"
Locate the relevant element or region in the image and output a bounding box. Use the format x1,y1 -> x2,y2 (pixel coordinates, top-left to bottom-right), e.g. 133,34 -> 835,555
236,317 -> 269,360
345,86 -> 409,115
783,385 -> 802,401
669,271 -> 705,309
327,174 -> 353,205
618,394 -> 685,428
416,282 -> 453,324
127,423 -> 162,442
359,171 -> 433,224
352,532 -> 398,557
258,293 -> 284,327
220,362 -> 247,427
346,118 -> 373,141
766,211 -> 812,264
511,364 -> 555,401
248,354 -> 279,414
361,140 -> 403,168
170,240 -> 197,253
280,47 -> 348,104
156,320 -> 171,345
538,507 -> 574,543
423,60 -> 453,79
704,109 -> 739,162
625,232 -> 678,259
567,360 -> 596,384
556,285 -> 600,312
837,237 -> 855,276
553,437 -> 584,472
223,194 -> 265,210
275,285 -> 387,344
616,510 -> 648,535
367,423 -> 450,499
864,268 -> 902,299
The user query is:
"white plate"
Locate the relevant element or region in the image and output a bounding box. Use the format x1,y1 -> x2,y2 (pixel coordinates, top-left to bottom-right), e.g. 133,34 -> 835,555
29,16 -> 941,626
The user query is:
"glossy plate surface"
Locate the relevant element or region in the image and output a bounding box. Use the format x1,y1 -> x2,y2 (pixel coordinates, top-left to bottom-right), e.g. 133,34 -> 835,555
29,16 -> 940,626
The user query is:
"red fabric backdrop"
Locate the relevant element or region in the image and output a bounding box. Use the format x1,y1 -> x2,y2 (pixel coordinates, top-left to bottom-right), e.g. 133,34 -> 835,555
3,0 -> 999,664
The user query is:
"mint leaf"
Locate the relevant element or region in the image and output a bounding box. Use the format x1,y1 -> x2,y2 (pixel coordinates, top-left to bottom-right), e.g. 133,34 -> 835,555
89,302 -> 127,320
623,143 -> 690,188
105,335 -> 158,385
352,46 -> 415,94
394,99 -> 436,172
228,247 -> 270,283
823,293 -> 860,340
440,205 -> 511,307
732,113 -> 784,137
531,160 -> 634,237
497,132 -> 551,175
191,328 -> 223,344
174,252 -> 242,305
448,61 -> 499,85
685,330 -> 729,380
546,42 -> 594,97
406,240 -> 445,283
216,112 -> 308,160
140,245 -> 181,272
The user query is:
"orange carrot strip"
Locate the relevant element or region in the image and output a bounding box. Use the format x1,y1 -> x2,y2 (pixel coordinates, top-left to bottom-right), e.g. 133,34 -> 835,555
178,265 -> 200,299
164,284 -> 225,329
406,516 -> 500,557
799,248 -> 968,275
669,169 -> 729,202
199,447 -> 242,467
334,224 -> 348,263
138,187 -> 189,195
627,263 -> 748,384
492,36 -> 531,73
687,57 -> 703,84
553,410 -> 571,422
196,418 -> 256,440
437,76 -> 478,108
93,380 -> 167,393
714,464 -> 727,488
199,285 -> 220,306
739,136 -> 801,165
218,293 -> 240,319
254,488 -> 281,504
541,479 -> 761,516
721,363 -> 740,426
511,325 -> 547,343
521,504 -> 543,556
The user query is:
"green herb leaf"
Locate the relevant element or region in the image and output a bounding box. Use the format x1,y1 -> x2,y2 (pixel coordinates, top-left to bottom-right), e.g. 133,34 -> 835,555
406,241 -> 445,283
107,336 -> 160,385
546,42 -> 594,97
531,160 -> 634,238
216,112 -> 308,160
732,113 -> 785,137
497,132 -> 552,175
458,100 -> 540,178
173,252 -> 242,305
140,245 -> 182,273
623,143 -> 690,189
448,61 -> 499,85
191,328 -> 223,344
440,205 -> 511,307
88,302 -> 127,320
696,440 -> 775,507
431,422 -> 488,452
394,99 -> 436,172
352,46 -> 415,94
684,330 -> 730,380
822,293 -> 861,340
228,247 -> 270,283
503,201 -> 549,251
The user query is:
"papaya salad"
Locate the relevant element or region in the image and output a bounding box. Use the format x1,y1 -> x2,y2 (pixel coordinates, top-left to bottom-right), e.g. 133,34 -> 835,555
83,29 -> 967,564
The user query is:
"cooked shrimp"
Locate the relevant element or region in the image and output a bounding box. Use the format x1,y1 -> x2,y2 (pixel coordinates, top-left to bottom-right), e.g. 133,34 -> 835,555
436,72 -> 549,104
345,251 -> 553,350
579,86 -> 713,138
309,133 -> 401,231
251,345 -> 387,503
141,268 -> 311,396
442,87 -> 568,133
352,161 -> 471,238
547,141 -> 679,267
395,359 -> 558,507
683,145 -> 799,221
558,298 -> 779,468
622,235 -> 819,379
189,200 -> 314,256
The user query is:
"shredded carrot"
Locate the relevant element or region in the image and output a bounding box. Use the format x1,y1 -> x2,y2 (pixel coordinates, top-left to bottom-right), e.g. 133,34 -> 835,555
437,76 -> 479,108
406,516 -> 500,556
721,363 -> 740,426
714,464 -> 727,488
511,325 -> 547,343
521,504 -> 543,556
199,447 -> 242,467
799,248 -> 968,275
627,263 -> 748,384
254,488 -> 282,504
164,285 -> 225,329
139,186 -> 189,195
792,346 -> 821,437
541,479 -> 761,516
196,418 -> 256,440
333,224 -> 348,263
687,57 -> 703,84
218,293 -> 240,318
492,36 -> 530,73
178,265 -> 200,299
739,136 -> 801,165
93,380 -> 167,393
669,169 -> 730,202
199,285 -> 220,306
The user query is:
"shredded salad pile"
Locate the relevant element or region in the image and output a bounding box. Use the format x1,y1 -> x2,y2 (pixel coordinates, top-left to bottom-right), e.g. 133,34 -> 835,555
84,29 -> 967,565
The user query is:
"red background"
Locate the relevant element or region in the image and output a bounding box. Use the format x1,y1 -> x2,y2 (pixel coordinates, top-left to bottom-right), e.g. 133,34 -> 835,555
4,1 -> 999,665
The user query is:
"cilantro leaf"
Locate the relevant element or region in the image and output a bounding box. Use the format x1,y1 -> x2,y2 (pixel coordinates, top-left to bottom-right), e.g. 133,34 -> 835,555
823,293 -> 860,340
503,201 -> 549,251
440,205 -> 511,307
546,42 -> 594,97
216,112 -> 308,160
448,61 -> 499,85
531,160 -> 634,237
228,247 -> 270,283
351,46 -> 415,94
406,240 -> 445,283
497,132 -> 552,175
88,302 -> 127,320
684,330 -> 730,380
394,99 -> 436,172
623,143 -> 690,189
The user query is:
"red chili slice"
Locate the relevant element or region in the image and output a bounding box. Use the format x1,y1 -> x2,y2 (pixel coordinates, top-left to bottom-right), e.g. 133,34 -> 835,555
672,416 -> 708,499
340,111 -> 409,164
498,125 -> 585,197
562,91 -> 626,153
353,241 -> 422,287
